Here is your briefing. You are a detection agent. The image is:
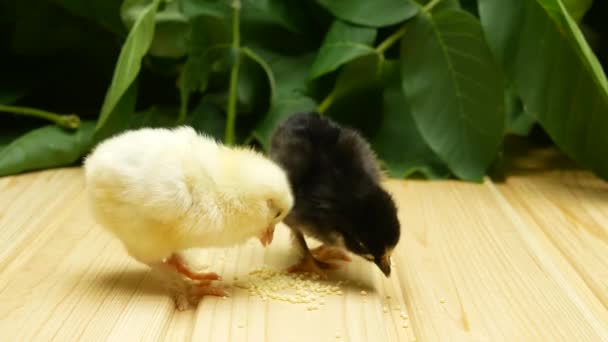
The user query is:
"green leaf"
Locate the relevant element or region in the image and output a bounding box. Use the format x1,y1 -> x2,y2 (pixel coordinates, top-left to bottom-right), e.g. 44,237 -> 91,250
199,49 -> 273,117
504,86 -> 535,136
309,20 -> 378,79
247,47 -> 318,147
371,62 -> 451,179
316,0 -> 418,27
237,48 -> 276,114
123,0 -> 191,58
253,96 -> 318,150
93,81 -> 139,143
247,47 -> 316,97
178,57 -> 209,123
562,0 -> 593,22
400,10 -> 505,181
333,54 -> 384,100
459,0 -> 478,16
423,0 -> 462,13
321,53 -> 384,114
96,0 -> 161,133
0,121 -> 96,176
177,16 -> 224,123
177,0 -> 231,19
479,0 -> 608,179
95,103 -> 180,144
151,1 -> 191,58
186,98 -> 226,140
242,0 -> 305,33
242,47 -> 277,102
127,106 -> 180,129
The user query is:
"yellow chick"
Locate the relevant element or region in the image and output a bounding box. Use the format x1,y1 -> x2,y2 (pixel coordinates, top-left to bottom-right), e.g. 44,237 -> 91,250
83,126 -> 293,310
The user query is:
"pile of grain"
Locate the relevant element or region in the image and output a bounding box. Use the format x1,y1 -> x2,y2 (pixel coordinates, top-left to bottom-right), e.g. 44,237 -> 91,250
234,267 -> 345,310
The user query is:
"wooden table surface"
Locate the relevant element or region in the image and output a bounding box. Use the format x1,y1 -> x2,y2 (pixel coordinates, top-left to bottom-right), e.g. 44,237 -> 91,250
1,149 -> 607,341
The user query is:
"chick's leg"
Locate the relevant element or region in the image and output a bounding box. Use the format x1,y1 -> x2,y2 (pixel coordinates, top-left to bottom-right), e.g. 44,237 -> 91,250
144,261 -> 194,310
165,253 -> 221,282
310,245 -> 352,263
165,253 -> 228,298
286,229 -> 340,278
143,254 -> 226,311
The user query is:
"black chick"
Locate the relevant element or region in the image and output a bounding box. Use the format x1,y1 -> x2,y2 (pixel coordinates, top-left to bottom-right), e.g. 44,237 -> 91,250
269,112 -> 401,277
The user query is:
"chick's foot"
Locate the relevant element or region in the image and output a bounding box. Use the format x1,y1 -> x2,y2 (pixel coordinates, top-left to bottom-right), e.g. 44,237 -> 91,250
174,282 -> 227,310
146,258 -> 225,311
287,253 -> 340,279
193,284 -> 228,297
170,278 -> 227,311
311,245 -> 352,263
165,253 -> 221,282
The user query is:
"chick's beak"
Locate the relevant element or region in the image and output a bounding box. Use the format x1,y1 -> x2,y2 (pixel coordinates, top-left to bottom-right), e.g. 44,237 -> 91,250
258,225 -> 275,247
375,252 -> 392,277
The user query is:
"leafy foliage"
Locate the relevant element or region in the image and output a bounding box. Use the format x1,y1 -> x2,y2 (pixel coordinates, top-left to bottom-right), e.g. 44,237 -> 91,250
400,9 -> 504,181
1,0 -> 607,181
97,0 -> 161,134
317,0 -> 418,27
480,0 -> 608,178
309,20 -> 378,79
0,122 -> 96,176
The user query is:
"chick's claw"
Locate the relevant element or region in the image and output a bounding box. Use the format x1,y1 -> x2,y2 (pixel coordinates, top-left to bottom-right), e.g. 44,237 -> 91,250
311,245 -> 352,263
287,254 -> 340,279
192,285 -> 228,297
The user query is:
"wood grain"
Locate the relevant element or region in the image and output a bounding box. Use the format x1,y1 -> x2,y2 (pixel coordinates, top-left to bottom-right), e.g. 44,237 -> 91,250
497,169 -> 608,318
0,167 -> 607,341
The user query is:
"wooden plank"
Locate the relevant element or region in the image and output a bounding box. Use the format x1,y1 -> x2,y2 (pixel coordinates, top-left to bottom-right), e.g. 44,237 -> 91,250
0,170 -> 409,342
386,179 -> 608,341
0,169 -> 83,270
0,169 -> 607,341
497,169 -> 608,311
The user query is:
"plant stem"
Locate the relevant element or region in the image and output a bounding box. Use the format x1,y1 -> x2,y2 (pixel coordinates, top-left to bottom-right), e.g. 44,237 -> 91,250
316,0 -> 443,114
375,0 -> 442,54
317,89 -> 336,115
376,25 -> 408,54
423,0 -> 443,13
224,0 -> 241,145
0,105 -> 80,129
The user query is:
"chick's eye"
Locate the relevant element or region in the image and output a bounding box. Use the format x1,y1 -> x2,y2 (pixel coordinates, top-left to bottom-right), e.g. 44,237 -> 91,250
275,211 -> 282,218
356,241 -> 368,253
